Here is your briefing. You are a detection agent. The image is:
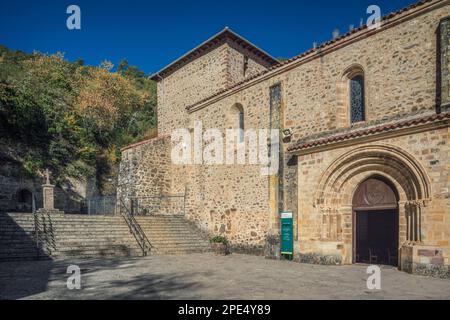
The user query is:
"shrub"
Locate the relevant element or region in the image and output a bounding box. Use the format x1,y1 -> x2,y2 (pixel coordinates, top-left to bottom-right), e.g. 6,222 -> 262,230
210,236 -> 229,245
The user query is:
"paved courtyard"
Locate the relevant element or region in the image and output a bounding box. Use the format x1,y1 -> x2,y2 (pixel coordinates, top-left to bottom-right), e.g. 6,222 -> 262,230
0,253 -> 449,300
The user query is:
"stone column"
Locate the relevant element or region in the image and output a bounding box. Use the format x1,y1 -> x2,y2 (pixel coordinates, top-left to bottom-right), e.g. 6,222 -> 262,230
42,183 -> 55,210
37,169 -> 63,214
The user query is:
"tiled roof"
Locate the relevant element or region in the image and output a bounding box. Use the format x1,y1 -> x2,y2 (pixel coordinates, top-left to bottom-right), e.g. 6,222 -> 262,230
287,112 -> 450,153
150,27 -> 279,81
186,0 -> 443,112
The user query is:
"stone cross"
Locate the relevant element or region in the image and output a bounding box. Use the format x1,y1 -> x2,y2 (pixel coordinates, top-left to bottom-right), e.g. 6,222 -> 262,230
45,168 -> 51,185
42,168 -> 54,210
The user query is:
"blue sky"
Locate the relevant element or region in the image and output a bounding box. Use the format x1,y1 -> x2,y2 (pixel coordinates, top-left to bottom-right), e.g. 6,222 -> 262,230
0,0 -> 415,74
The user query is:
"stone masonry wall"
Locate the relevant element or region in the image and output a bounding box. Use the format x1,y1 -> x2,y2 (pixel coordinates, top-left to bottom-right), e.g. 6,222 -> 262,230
294,127 -> 449,277
180,4 -> 449,141
120,2 -> 450,261
117,136 -> 172,202
226,40 -> 271,86
157,44 -> 229,135
177,3 -> 450,253
157,41 -> 271,136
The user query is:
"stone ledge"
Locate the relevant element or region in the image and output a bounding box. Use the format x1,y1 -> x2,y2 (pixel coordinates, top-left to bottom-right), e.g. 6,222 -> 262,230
36,209 -> 65,215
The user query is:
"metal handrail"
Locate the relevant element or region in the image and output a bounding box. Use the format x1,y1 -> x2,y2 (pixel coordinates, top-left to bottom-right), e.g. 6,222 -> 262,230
33,206 -> 41,258
118,197 -> 153,256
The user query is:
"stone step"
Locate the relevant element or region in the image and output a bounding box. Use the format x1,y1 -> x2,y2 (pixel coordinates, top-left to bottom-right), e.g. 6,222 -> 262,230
49,247 -> 141,254
143,234 -> 204,239
0,244 -> 38,249
49,250 -> 142,259
50,243 -> 140,251
150,239 -> 210,246
0,224 -> 129,228
33,228 -> 132,233
0,225 -> 36,229
134,233 -> 196,238
0,243 -> 38,249
151,246 -> 211,252
0,231 -> 133,238
134,226 -> 198,231
53,240 -> 139,247
1,230 -> 129,234
161,241 -> 210,247
1,213 -> 210,259
0,233 -> 36,238
147,235 -> 210,242
41,228 -> 130,232
0,251 -> 44,257
1,242 -> 140,252
0,230 -> 134,236
27,222 -> 128,226
133,226 -> 198,231
38,218 -> 122,222
0,235 -> 135,241
131,219 -> 190,223
0,216 -> 35,221
154,248 -> 211,255
41,220 -> 124,225
0,218 -> 123,223
0,254 -> 50,262
0,248 -> 42,255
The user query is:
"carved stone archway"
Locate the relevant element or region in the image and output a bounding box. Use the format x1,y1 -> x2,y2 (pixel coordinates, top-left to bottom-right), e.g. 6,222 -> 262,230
312,144 -> 431,264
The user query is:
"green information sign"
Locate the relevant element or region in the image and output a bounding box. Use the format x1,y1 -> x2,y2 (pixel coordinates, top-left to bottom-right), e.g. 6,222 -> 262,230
281,211 -> 293,256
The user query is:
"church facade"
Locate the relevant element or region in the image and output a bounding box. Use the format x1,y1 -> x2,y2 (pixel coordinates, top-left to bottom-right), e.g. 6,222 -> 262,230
118,0 -> 450,278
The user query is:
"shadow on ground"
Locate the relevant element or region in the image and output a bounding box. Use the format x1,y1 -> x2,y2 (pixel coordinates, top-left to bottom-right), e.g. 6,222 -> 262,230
0,257 -> 203,300
0,213 -> 52,300
0,260 -> 53,300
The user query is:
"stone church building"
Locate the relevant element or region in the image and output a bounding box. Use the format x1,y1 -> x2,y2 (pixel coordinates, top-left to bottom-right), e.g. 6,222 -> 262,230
118,0 -> 450,277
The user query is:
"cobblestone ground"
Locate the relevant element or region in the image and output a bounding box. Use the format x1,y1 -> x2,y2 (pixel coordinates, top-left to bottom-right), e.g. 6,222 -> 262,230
0,253 -> 449,300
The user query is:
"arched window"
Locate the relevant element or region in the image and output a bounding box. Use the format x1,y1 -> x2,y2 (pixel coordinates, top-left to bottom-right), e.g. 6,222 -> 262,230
337,65 -> 367,128
238,109 -> 244,142
230,103 -> 244,143
16,189 -> 33,213
349,74 -> 365,124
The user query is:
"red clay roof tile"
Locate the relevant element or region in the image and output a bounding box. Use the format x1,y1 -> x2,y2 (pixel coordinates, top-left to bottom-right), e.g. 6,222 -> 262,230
287,112 -> 450,152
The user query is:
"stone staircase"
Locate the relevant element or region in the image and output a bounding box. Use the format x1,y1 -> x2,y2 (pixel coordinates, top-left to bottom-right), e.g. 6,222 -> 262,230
135,215 -> 211,255
0,212 -> 211,261
0,213 -> 42,261
0,212 -> 142,261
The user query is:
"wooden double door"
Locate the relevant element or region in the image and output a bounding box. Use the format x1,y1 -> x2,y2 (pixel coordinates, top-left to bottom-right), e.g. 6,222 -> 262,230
352,178 -> 399,266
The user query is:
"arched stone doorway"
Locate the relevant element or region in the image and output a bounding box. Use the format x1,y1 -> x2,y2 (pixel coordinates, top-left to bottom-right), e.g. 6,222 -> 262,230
352,177 -> 399,266
311,144 -> 432,267
16,189 -> 34,213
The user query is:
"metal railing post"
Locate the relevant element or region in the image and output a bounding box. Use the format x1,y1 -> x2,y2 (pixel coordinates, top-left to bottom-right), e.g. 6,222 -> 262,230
118,196 -> 153,256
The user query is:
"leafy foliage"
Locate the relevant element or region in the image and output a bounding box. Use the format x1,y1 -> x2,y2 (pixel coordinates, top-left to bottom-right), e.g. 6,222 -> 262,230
0,45 -> 157,192
210,236 -> 229,245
